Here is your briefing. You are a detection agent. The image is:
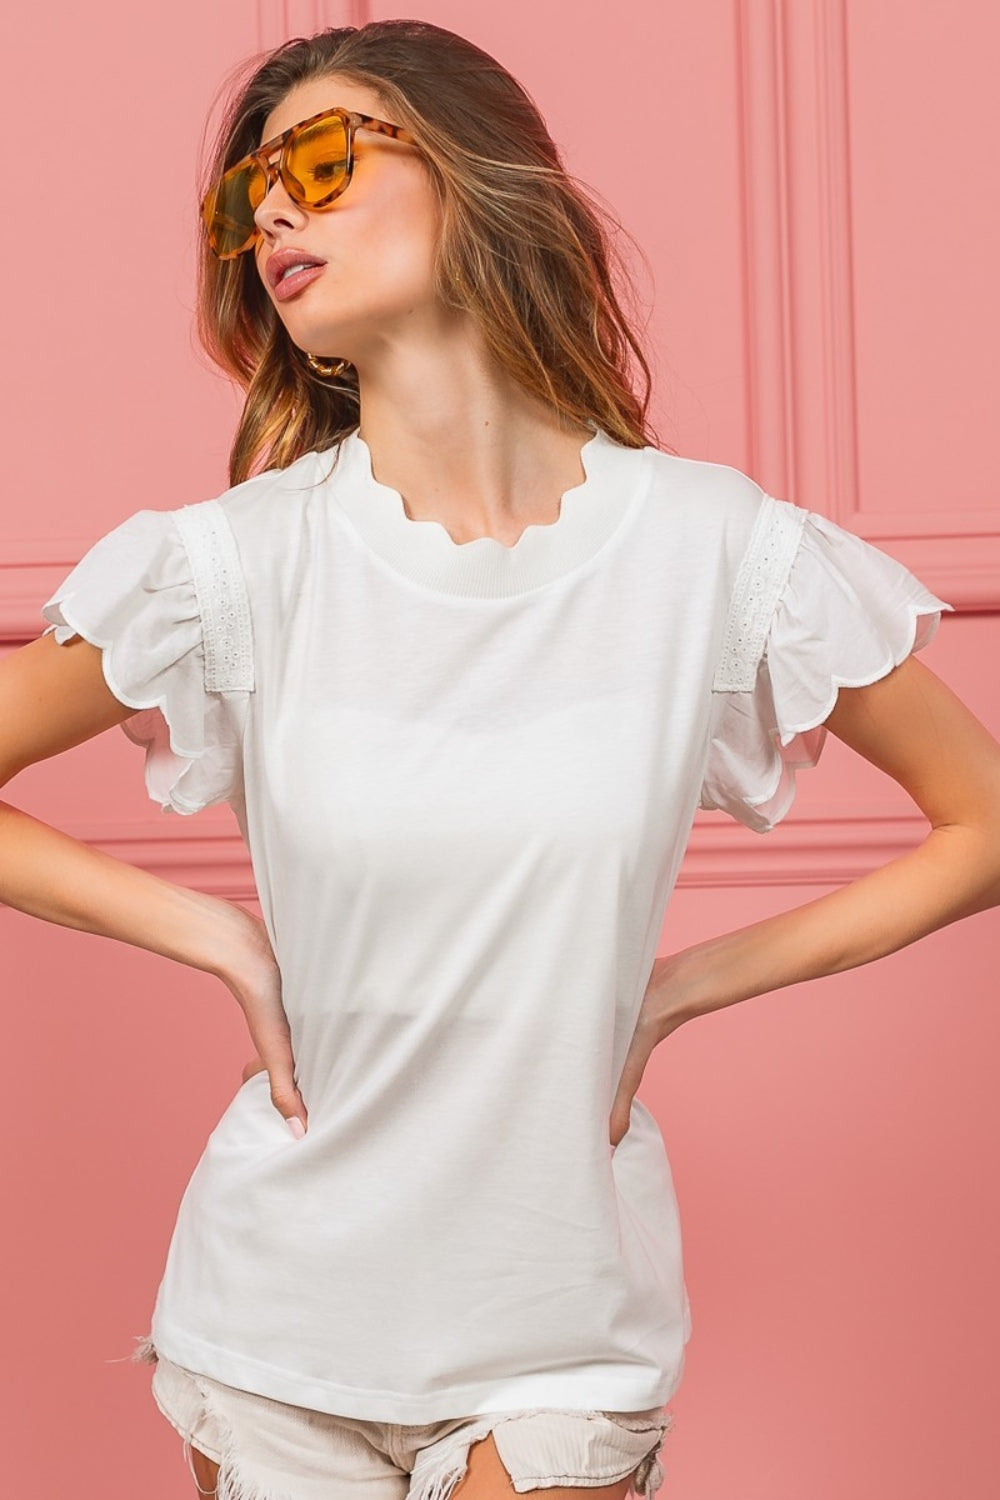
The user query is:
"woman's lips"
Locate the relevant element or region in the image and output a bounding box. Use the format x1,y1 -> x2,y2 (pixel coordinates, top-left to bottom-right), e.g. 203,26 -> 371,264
272,263 -> 325,302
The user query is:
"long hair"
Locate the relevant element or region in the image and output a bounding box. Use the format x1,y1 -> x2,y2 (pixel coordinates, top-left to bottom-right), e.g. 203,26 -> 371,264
195,18 -> 666,486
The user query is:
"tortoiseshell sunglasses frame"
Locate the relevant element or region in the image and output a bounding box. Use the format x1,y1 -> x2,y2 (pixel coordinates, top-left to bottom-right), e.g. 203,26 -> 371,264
200,106 -> 421,259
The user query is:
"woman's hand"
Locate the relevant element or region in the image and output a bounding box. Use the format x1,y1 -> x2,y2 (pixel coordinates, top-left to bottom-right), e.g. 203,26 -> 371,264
219,907 -> 308,1139
609,954 -> 696,1149
241,1053 -> 268,1084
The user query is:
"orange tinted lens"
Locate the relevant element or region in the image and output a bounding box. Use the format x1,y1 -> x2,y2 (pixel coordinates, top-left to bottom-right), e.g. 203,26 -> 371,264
203,160 -> 267,258
285,114 -> 349,205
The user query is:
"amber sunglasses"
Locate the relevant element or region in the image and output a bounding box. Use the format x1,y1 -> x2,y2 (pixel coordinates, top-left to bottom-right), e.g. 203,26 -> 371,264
200,106 -> 421,259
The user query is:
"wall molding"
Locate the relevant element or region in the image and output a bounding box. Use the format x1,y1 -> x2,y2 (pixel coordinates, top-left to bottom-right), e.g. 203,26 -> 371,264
685,806 -> 930,888
736,0 -> 1000,607
0,805 -> 931,902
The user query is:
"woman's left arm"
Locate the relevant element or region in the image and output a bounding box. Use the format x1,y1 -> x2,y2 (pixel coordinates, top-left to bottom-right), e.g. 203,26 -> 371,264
610,654 -> 1000,1145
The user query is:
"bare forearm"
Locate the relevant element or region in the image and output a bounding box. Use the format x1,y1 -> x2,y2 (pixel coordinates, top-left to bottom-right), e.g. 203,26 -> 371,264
666,823 -> 1000,1022
0,797 -> 254,980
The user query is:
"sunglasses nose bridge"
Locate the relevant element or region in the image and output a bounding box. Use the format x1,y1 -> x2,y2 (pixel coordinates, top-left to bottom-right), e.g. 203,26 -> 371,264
253,145 -> 301,226
258,147 -> 283,197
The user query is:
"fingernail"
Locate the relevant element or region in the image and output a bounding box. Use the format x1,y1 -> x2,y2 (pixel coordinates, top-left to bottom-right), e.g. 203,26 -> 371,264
286,1117 -> 305,1140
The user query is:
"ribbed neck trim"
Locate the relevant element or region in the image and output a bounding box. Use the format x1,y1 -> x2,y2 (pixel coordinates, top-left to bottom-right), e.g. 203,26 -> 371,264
318,426 -> 651,599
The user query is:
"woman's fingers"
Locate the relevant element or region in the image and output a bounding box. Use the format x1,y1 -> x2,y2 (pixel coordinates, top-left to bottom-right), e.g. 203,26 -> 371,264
250,1014 -> 309,1139
220,906 -> 309,1139
609,961 -> 694,1148
240,1046 -> 306,1138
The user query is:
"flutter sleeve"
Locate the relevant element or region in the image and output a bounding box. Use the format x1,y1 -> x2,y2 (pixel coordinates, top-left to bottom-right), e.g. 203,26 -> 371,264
39,500 -> 255,815
699,494 -> 954,834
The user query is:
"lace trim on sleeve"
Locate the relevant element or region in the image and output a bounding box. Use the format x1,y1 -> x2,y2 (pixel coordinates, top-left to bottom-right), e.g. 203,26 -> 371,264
712,495 -> 808,692
172,501 -> 255,693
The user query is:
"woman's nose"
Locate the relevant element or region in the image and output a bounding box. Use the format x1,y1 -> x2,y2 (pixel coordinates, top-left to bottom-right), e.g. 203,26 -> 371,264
254,176 -> 310,240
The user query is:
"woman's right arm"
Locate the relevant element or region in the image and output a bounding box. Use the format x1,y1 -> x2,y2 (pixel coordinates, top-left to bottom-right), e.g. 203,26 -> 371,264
0,630 -> 308,1135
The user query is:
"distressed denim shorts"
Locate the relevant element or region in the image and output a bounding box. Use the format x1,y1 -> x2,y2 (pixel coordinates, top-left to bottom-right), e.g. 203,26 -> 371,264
135,1341 -> 675,1500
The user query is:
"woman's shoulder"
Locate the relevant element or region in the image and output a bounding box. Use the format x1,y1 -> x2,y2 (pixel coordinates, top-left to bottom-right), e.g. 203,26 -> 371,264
645,445 -> 767,520
167,449 -> 331,631
212,447 -> 330,532
641,445 -> 774,576
208,448 -> 329,574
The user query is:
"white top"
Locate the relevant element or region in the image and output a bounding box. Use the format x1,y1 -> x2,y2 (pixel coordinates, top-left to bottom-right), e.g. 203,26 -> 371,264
40,426 -> 952,1422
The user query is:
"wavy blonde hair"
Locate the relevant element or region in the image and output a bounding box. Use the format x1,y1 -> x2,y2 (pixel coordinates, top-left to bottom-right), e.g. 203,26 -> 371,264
195,18 -> 666,486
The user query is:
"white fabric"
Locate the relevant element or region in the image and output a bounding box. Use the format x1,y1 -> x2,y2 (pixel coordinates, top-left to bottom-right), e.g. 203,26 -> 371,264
40,429 -> 951,1422
40,504 -> 254,815
699,498 -> 953,832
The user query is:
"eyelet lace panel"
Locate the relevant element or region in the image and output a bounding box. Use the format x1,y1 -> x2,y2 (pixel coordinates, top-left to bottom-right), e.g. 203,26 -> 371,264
172,501 -> 255,693
712,494 -> 808,693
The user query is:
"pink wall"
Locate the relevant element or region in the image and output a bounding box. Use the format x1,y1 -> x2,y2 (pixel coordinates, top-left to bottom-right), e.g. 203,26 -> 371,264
2,1 -> 999,1495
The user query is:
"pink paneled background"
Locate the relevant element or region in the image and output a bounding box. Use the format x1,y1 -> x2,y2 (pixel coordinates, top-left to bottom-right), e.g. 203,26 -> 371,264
2,1 -> 999,1495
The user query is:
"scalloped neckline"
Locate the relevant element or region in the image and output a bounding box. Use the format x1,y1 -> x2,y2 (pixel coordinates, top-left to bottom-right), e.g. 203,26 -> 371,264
348,425 -> 604,554
322,425 -> 652,599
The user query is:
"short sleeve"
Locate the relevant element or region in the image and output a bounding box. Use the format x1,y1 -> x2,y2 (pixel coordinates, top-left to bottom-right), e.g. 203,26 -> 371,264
39,500 -> 255,816
699,495 -> 954,834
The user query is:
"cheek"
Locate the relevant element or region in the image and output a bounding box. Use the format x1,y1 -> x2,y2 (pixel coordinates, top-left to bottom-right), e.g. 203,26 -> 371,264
381,235 -> 439,293
360,181 -> 442,290
348,219 -> 440,305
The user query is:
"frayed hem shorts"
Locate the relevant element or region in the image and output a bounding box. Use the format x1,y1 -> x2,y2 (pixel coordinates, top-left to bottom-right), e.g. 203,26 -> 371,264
133,1340 -> 675,1500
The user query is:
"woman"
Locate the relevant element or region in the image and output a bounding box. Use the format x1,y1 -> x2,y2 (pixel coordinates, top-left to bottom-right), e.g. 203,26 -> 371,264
3,18 -> 999,1500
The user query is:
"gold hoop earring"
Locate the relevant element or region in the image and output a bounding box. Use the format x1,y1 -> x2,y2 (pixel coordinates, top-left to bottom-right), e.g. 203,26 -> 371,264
306,353 -> 351,378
